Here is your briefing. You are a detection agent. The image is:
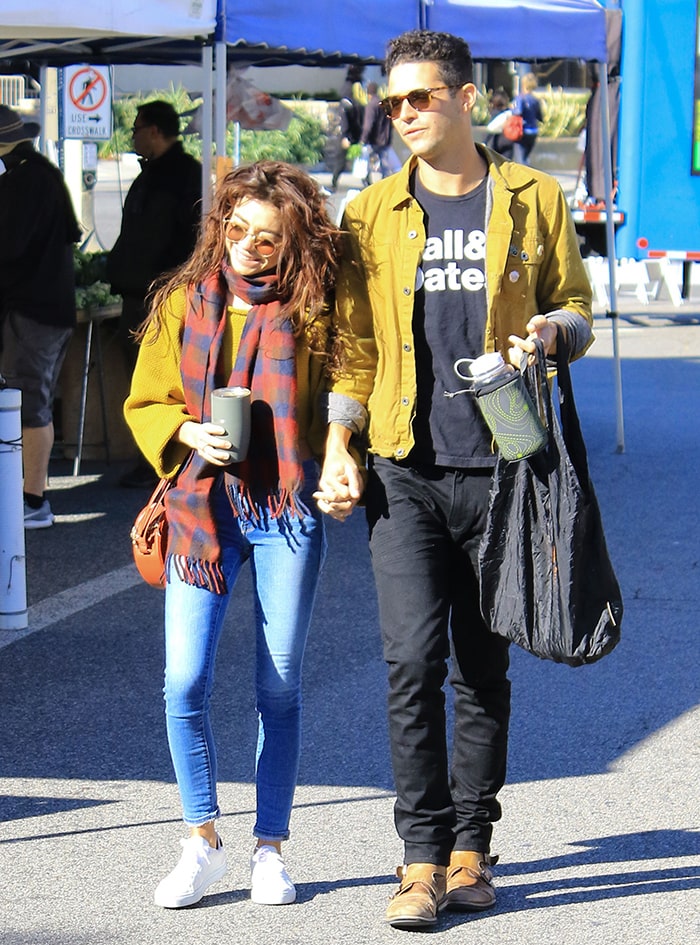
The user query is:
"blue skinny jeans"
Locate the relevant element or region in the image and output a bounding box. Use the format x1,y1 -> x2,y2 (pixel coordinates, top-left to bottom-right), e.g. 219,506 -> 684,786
163,461 -> 326,840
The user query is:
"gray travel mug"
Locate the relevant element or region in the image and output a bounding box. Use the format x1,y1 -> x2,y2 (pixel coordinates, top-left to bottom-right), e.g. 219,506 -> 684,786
210,387 -> 252,464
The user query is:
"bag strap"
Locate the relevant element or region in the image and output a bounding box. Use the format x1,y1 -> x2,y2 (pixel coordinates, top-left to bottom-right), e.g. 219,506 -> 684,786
524,336 -> 592,486
522,340 -> 554,437
553,336 -> 592,486
134,477 -> 173,535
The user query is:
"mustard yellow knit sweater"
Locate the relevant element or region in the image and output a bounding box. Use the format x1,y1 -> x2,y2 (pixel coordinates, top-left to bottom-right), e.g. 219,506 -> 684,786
123,286 -> 328,479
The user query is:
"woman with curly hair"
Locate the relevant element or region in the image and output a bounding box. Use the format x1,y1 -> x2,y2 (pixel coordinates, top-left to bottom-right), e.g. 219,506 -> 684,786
124,161 -> 344,910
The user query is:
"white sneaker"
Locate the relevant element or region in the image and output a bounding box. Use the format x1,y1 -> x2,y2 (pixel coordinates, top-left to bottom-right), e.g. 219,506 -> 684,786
154,835 -> 227,908
24,499 -> 54,529
250,844 -> 296,905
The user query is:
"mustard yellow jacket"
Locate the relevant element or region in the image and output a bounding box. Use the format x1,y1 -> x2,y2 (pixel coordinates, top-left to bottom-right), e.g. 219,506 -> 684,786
331,146 -> 593,460
123,286 -> 329,478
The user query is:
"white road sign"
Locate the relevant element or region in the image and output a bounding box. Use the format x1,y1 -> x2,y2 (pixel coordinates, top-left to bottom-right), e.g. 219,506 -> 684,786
62,65 -> 112,140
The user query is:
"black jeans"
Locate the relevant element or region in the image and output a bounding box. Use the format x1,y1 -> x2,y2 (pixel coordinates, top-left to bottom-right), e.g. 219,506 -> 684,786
366,457 -> 511,865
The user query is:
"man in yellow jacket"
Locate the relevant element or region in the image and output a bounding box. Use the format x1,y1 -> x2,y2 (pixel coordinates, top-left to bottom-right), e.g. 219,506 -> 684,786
315,30 -> 593,930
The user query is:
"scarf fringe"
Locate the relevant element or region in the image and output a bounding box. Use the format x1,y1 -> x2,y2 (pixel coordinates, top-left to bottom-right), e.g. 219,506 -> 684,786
166,553 -> 227,594
227,482 -> 304,524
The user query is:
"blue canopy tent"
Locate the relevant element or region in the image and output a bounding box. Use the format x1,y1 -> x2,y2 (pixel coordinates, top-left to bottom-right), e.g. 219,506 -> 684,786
0,0 -> 622,446
216,0 -> 607,62
214,0 -> 623,449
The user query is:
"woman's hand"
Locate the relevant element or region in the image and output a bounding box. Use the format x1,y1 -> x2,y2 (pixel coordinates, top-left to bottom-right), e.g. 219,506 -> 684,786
507,314 -> 559,367
314,424 -> 364,522
177,420 -> 233,467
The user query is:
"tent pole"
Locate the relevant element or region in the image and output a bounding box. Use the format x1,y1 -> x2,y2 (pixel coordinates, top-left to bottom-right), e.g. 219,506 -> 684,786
201,44 -> 214,215
599,62 -> 625,453
39,64 -> 48,157
215,40 -> 227,162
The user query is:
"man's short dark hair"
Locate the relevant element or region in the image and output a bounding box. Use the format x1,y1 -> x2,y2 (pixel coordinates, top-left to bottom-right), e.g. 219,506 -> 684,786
136,100 -> 181,138
385,30 -> 474,88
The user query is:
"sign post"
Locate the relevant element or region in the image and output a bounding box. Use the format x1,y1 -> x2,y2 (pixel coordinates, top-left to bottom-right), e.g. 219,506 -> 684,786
58,64 -> 113,247
61,65 -> 112,141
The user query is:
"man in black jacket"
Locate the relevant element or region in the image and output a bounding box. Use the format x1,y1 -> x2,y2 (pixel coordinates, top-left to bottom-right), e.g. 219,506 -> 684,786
107,100 -> 202,487
0,106 -> 82,528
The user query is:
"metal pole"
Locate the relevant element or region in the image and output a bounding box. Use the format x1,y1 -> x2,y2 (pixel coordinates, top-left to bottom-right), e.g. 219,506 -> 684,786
215,40 -> 228,162
599,62 -> 625,453
201,44 -> 214,215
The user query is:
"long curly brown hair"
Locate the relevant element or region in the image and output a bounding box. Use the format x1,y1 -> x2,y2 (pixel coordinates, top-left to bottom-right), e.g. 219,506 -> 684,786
142,161 -> 344,351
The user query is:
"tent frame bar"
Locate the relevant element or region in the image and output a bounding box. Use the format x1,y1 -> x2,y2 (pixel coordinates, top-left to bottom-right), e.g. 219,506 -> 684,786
599,61 -> 625,453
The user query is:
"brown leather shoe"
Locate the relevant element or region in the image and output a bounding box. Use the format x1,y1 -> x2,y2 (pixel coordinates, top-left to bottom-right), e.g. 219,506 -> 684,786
442,851 -> 496,912
385,863 -> 447,929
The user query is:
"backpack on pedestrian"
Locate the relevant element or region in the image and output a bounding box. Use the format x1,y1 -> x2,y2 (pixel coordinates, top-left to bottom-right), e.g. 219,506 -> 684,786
340,97 -> 364,145
502,113 -> 524,142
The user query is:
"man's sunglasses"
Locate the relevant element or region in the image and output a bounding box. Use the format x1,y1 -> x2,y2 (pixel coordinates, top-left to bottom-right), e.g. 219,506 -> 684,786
379,85 -> 463,120
223,220 -> 280,257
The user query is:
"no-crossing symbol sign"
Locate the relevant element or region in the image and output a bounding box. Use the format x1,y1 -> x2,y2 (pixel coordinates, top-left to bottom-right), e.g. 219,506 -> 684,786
62,65 -> 112,140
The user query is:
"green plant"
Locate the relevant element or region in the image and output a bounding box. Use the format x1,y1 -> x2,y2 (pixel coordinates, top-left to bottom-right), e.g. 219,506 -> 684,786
73,248 -> 121,310
471,85 -> 588,138
471,88 -> 491,127
99,84 -> 203,159
538,87 -> 588,138
101,89 -> 326,167
73,247 -> 108,285
235,108 -> 327,166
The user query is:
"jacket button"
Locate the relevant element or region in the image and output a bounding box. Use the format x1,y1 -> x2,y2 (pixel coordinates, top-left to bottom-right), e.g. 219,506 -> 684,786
403,286 -> 411,296
396,448 -> 405,457
403,343 -> 412,352
408,229 -> 418,239
401,397 -> 409,406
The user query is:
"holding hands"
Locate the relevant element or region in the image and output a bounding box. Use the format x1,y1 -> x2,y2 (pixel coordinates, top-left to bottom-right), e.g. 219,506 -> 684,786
314,426 -> 364,522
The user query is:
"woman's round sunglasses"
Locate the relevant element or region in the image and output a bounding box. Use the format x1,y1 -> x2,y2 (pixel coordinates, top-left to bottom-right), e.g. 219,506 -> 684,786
379,85 -> 463,120
224,220 -> 280,257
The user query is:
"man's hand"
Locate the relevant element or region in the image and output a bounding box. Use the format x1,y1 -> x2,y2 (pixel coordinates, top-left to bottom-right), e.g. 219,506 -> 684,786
506,314 -> 559,367
314,424 -> 364,522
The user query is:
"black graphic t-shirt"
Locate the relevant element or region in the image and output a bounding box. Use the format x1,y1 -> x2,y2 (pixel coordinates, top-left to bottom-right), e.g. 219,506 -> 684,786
410,173 -> 495,467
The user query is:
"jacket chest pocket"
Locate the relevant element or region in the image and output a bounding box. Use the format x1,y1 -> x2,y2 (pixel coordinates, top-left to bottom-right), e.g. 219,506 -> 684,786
501,234 -> 543,298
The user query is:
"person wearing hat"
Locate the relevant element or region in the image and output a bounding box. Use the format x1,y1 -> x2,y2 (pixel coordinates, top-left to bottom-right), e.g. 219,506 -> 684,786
0,105 -> 82,529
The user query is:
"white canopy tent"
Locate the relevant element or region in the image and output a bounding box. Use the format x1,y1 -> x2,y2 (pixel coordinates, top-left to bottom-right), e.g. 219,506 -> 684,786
0,1 -> 216,42
0,0 -> 219,221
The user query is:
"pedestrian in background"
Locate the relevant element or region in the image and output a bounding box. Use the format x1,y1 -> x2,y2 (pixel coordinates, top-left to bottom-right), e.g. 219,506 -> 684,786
512,72 -> 544,166
484,89 -> 514,159
359,81 -> 402,185
327,66 -> 365,192
0,105 -> 82,529
108,99 -> 202,488
124,161 -> 343,910
315,29 -> 592,930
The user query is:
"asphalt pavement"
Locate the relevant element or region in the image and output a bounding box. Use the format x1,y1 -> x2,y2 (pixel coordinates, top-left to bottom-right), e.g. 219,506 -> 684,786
0,159 -> 698,944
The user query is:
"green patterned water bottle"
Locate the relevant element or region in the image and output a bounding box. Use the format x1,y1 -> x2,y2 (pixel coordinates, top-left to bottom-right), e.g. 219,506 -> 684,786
462,352 -> 547,461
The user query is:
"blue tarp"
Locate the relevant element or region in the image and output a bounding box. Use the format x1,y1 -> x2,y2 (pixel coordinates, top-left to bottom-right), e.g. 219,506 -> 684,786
0,0 -> 607,66
217,0 -> 608,64
426,0 -> 608,62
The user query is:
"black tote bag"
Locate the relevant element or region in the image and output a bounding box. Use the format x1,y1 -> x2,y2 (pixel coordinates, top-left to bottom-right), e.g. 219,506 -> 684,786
478,341 -> 622,666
